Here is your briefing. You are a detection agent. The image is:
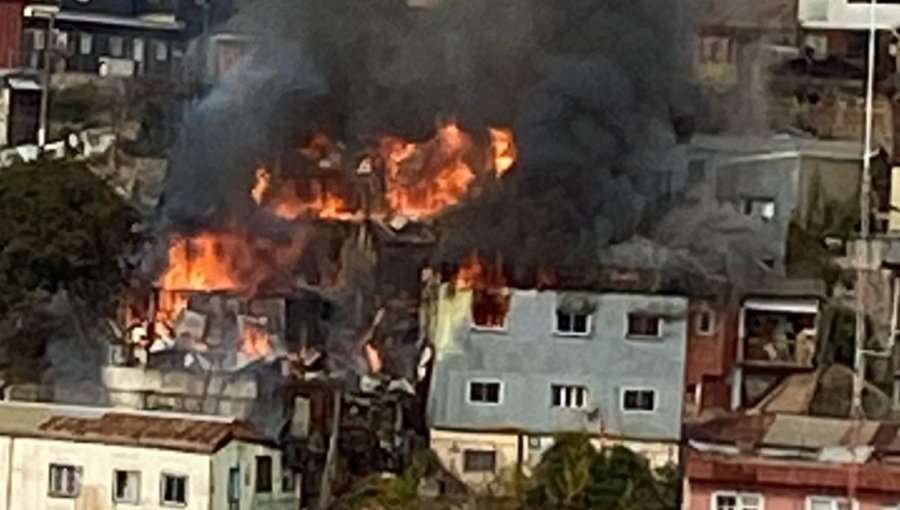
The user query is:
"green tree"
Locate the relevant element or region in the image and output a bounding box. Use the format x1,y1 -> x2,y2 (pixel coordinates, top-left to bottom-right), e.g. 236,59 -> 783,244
527,433 -> 680,510
0,159 -> 136,316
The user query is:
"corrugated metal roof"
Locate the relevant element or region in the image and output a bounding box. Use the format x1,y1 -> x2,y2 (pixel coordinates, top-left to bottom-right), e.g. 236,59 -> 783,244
0,402 -> 271,453
763,414 -> 880,449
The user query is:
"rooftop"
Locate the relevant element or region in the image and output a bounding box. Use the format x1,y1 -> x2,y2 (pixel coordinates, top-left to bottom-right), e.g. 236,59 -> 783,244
0,401 -> 272,453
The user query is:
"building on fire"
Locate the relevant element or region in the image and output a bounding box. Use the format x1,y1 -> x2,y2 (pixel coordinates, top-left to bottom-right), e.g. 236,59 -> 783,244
0,401 -> 300,510
425,266 -> 689,487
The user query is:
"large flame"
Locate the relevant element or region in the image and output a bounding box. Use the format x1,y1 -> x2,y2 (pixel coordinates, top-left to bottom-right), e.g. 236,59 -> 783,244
241,318 -> 272,358
380,122 -> 477,219
454,252 -> 510,329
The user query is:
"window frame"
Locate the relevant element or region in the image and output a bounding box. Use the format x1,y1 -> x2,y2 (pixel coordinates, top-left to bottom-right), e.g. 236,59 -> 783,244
462,449 -> 497,473
621,388 -> 658,413
255,455 -> 273,494
695,308 -> 716,336
467,379 -> 503,405
48,463 -> 82,498
160,472 -> 188,507
469,291 -> 511,332
554,310 -> 592,337
281,455 -> 296,494
227,465 -> 241,506
112,469 -> 141,504
711,491 -> 765,510
742,197 -> 776,222
79,32 -> 93,55
626,313 -> 663,339
108,35 -> 125,58
806,496 -> 854,510
551,383 -> 589,409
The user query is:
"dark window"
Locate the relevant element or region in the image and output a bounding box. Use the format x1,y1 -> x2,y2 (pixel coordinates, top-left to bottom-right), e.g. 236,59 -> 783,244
255,456 -> 272,493
281,455 -> 296,493
48,464 -> 81,498
623,389 -> 656,411
627,314 -> 661,337
113,470 -> 140,503
468,381 -> 501,404
463,450 -> 497,473
846,32 -> 869,60
556,311 -> 590,335
696,309 -> 715,335
161,474 -> 187,505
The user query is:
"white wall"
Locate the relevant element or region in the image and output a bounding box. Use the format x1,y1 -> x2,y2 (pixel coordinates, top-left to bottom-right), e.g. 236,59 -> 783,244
212,441 -> 299,510
799,0 -> 900,29
1,436 -> 211,510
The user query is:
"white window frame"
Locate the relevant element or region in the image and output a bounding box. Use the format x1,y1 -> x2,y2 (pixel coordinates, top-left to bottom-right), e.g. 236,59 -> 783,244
554,310 -> 592,337
155,40 -> 168,61
806,496 -> 855,510
626,313 -> 663,339
711,491 -> 765,510
113,469 -> 141,503
133,37 -> 145,62
79,33 -> 93,55
48,463 -> 82,498
695,308 -> 716,336
551,383 -> 589,409
621,388 -> 658,413
462,449 -> 497,473
160,472 -> 188,507
742,198 -> 776,222
467,379 -> 503,405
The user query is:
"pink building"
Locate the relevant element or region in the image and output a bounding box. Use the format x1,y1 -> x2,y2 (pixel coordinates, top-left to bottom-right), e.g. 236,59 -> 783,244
685,413 -> 900,510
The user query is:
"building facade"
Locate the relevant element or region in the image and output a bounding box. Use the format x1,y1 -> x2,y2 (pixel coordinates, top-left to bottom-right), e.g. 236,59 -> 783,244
0,401 -> 300,510
427,285 -> 688,486
686,413 -> 900,510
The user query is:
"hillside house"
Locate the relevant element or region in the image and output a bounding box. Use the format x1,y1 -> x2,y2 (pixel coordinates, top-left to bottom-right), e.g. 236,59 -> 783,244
0,401 -> 300,510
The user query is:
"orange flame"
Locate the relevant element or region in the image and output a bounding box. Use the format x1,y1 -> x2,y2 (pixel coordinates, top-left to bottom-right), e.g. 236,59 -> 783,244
241,319 -> 272,358
454,252 -> 510,329
380,122 -> 476,219
251,167 -> 271,205
364,343 -> 383,373
489,127 -> 516,176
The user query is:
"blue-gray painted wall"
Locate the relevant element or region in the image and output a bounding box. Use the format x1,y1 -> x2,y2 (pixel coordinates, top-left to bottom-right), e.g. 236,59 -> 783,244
427,289 -> 689,442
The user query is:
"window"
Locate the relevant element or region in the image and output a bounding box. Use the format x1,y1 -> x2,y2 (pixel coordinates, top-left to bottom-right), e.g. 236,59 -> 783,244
807,497 -> 851,510
551,384 -> 588,409
109,36 -> 124,57
255,456 -> 272,493
462,450 -> 496,473
742,198 -> 775,221
227,466 -> 240,508
155,40 -> 168,61
714,492 -> 763,510
695,309 -> 716,335
846,32 -> 868,59
622,389 -> 656,412
471,289 -> 510,330
281,455 -> 296,493
32,29 -> 46,51
161,474 -> 187,506
555,311 -> 591,336
627,314 -> 662,338
48,464 -> 82,498
468,381 -> 502,404
113,470 -> 140,503
133,38 -> 145,62
79,33 -> 93,55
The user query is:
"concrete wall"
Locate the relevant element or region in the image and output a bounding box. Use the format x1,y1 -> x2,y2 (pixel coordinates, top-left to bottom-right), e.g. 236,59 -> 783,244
796,156 -> 861,231
430,429 -> 679,490
428,288 -> 689,442
101,365 -> 257,419
212,441 -> 298,510
0,435 -> 211,510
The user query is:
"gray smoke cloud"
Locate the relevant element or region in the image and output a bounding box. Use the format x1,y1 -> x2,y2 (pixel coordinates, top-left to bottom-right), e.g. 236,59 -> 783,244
163,0 -> 696,269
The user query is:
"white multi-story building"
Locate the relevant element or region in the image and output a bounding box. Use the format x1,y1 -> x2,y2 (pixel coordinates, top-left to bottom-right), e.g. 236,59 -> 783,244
0,401 -> 299,510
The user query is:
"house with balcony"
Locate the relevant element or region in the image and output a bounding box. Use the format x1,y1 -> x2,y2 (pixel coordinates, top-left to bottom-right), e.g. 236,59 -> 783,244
425,268 -> 689,487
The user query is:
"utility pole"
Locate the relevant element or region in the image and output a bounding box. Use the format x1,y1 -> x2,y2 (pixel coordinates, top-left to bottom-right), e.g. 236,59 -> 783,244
37,6 -> 57,149
852,0 -> 877,420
